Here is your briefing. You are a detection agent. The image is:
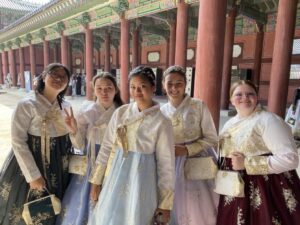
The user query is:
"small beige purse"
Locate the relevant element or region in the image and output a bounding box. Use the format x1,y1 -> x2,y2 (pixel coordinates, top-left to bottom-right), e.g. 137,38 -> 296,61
184,156 -> 218,180
214,170 -> 245,197
68,155 -> 88,176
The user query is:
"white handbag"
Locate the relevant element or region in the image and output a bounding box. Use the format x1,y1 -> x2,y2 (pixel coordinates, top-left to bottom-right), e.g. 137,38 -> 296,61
68,155 -> 88,176
214,170 -> 245,197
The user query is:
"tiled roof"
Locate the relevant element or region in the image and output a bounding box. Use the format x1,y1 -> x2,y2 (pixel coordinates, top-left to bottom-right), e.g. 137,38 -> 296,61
0,0 -> 40,12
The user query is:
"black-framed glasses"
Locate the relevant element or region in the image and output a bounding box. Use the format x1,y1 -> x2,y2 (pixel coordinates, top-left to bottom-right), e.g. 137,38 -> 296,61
48,70 -> 68,82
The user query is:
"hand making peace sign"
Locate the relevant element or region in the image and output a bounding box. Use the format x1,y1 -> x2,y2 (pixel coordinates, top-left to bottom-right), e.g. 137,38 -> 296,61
64,107 -> 78,135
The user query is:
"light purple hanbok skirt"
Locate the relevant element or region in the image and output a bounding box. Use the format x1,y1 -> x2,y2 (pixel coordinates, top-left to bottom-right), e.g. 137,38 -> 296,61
171,155 -> 219,225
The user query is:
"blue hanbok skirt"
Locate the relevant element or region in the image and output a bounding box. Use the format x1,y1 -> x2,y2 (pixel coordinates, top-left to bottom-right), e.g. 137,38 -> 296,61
56,144 -> 100,225
88,149 -> 158,225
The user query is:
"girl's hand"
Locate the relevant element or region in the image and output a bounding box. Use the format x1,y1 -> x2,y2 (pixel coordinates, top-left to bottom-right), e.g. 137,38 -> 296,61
175,145 -> 188,157
64,107 -> 77,135
230,152 -> 245,170
29,177 -> 46,190
90,184 -> 102,202
154,208 -> 170,225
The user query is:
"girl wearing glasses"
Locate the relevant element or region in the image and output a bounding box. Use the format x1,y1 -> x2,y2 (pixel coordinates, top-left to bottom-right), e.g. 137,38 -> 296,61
88,66 -> 175,225
217,80 -> 300,225
0,63 -> 72,225
161,65 -> 219,225
56,73 -> 123,225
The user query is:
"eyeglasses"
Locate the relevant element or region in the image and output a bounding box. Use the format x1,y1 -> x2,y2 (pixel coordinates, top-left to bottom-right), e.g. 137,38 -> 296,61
233,92 -> 257,99
48,70 -> 68,82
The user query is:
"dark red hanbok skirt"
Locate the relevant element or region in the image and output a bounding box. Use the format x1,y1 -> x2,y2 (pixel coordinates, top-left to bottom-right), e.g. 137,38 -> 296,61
217,158 -> 300,225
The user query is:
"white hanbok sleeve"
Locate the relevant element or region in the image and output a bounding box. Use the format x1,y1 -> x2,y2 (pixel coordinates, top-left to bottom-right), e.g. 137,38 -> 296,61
69,112 -> 89,150
186,103 -> 218,156
89,110 -> 118,185
11,102 -> 41,183
155,119 -> 175,210
244,113 -> 299,175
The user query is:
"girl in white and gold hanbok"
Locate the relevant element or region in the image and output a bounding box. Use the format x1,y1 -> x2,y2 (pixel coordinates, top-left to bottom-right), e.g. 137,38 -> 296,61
217,80 -> 300,225
88,66 -> 175,225
161,66 -> 219,225
56,73 -> 123,225
0,63 -> 72,225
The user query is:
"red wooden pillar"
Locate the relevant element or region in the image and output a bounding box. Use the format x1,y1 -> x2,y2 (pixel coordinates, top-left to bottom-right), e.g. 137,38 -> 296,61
120,17 -> 130,103
252,23 -> 264,87
53,43 -> 58,63
2,51 -> 8,80
98,49 -> 101,69
0,55 -> 2,85
105,31 -> 111,72
8,49 -> 17,86
132,28 -> 139,68
43,40 -> 50,68
268,0 -> 298,117
194,0 -> 227,130
68,41 -> 73,73
165,38 -> 170,68
85,27 -> 93,100
175,2 -> 188,68
169,22 -> 176,66
115,46 -> 119,69
19,47 -> 25,88
29,44 -> 36,88
61,35 -> 68,67
221,7 -> 237,110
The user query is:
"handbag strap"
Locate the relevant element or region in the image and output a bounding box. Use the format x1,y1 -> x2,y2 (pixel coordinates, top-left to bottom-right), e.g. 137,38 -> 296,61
25,187 -> 51,203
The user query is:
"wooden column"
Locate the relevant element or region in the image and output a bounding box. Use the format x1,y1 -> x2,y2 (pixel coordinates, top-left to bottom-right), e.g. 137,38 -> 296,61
104,31 -> 111,72
169,22 -> 176,66
221,7 -> 237,110
8,49 -> 17,86
85,27 -> 94,100
252,23 -> 264,87
43,40 -> 50,68
175,2 -> 189,68
120,17 -> 130,103
268,0 -> 298,117
19,47 -> 25,88
194,0 -> 227,130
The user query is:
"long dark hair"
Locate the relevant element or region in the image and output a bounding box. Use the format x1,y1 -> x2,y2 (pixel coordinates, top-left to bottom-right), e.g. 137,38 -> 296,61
35,63 -> 71,109
92,72 -> 123,107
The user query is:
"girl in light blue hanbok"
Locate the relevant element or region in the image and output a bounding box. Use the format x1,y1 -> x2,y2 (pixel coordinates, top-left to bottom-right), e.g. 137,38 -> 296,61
56,73 -> 123,225
88,66 -> 175,225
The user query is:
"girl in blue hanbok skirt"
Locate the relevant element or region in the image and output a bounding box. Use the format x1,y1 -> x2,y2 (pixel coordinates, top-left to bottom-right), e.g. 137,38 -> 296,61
56,73 -> 123,225
88,66 -> 175,225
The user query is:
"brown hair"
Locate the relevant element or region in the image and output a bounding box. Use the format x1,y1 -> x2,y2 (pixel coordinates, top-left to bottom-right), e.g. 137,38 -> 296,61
163,65 -> 187,83
92,72 -> 123,107
230,80 -> 258,98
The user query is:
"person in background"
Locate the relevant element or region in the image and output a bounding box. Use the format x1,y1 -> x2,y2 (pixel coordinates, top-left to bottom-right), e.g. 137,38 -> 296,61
56,73 -> 123,225
88,66 -> 175,225
285,87 -> 300,146
217,80 -> 300,225
161,65 -> 219,225
0,63 -> 72,225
